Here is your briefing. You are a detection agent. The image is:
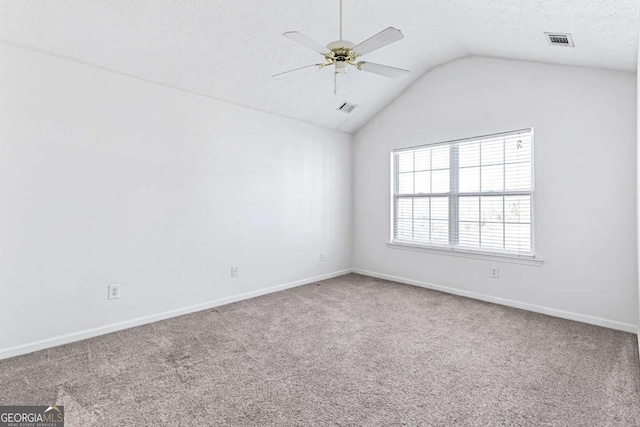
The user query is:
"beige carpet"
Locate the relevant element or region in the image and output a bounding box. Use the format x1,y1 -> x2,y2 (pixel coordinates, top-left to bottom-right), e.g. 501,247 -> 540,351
1,273 -> 639,426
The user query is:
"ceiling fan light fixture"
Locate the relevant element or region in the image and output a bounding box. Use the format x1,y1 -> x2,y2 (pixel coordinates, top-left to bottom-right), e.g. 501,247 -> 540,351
335,61 -> 348,73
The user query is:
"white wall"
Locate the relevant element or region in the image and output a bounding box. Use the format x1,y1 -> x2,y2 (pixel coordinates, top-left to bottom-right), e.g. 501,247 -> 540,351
637,23 -> 640,348
353,56 -> 638,331
0,44 -> 352,356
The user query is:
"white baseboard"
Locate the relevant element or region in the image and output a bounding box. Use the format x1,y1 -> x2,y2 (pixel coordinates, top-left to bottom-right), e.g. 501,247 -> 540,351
353,269 -> 638,334
3,268 -> 635,360
0,269 -> 352,361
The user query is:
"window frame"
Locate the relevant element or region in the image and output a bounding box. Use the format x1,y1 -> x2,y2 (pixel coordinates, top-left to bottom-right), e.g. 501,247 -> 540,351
389,128 -> 540,263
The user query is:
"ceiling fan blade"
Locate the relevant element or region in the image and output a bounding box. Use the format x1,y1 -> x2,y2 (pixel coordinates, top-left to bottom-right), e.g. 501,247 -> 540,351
353,27 -> 404,57
272,64 -> 324,80
357,62 -> 410,79
282,31 -> 331,55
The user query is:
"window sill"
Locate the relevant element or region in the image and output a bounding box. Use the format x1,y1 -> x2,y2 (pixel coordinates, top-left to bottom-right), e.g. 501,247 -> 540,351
386,241 -> 544,266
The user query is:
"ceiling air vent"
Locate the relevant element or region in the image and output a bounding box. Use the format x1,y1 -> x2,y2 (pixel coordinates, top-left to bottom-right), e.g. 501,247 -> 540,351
545,32 -> 574,47
337,101 -> 357,113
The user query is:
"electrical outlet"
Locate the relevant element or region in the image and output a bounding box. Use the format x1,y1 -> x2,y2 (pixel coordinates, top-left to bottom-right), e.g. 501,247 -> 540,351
490,266 -> 499,279
108,284 -> 121,300
231,267 -> 238,278
320,251 -> 325,261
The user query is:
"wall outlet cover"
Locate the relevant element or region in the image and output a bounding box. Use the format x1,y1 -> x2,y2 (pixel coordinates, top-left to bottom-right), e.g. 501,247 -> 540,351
108,284 -> 121,300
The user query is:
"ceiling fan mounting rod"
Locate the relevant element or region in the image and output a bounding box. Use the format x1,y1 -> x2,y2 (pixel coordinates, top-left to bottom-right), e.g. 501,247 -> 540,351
339,0 -> 343,40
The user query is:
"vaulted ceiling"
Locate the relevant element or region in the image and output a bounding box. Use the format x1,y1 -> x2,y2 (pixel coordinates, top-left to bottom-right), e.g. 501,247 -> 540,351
0,0 -> 637,133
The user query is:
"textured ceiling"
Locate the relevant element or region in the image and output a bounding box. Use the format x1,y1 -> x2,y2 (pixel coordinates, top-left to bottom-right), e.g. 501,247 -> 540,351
0,0 -> 638,133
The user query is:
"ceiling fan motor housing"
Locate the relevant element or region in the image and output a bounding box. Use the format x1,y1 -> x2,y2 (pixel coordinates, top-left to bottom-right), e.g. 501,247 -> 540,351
325,40 -> 357,66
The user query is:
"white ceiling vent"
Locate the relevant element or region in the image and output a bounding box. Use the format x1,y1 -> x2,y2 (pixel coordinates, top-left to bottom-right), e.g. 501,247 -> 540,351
545,32 -> 574,47
337,102 -> 357,113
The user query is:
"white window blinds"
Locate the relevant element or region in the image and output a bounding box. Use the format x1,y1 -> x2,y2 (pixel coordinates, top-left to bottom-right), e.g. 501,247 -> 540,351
393,129 -> 534,256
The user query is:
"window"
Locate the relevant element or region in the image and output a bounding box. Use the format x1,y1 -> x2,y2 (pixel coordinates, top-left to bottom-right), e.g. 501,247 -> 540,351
392,129 -> 534,257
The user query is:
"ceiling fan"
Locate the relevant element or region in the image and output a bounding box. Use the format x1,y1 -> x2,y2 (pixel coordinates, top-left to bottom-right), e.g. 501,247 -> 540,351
273,0 -> 410,94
